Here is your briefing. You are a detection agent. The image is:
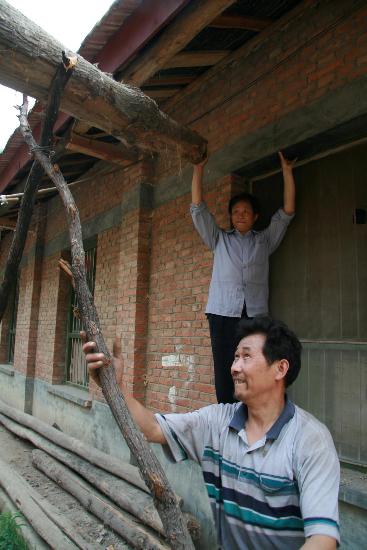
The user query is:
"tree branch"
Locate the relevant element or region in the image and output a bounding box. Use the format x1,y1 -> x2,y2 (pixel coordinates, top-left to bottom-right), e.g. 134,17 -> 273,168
18,99 -> 194,550
0,54 -> 75,321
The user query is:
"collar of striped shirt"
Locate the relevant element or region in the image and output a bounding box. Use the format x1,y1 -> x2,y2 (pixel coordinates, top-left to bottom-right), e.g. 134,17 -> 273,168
228,395 -> 296,439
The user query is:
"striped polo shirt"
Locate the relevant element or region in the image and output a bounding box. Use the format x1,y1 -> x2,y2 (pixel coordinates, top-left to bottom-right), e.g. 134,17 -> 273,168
156,398 -> 340,549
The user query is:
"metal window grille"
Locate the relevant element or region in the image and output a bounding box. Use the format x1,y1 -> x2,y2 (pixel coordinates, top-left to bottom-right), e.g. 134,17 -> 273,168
7,280 -> 19,363
65,244 -> 97,387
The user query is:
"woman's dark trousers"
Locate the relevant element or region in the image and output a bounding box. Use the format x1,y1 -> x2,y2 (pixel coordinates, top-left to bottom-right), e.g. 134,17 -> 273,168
207,313 -> 245,404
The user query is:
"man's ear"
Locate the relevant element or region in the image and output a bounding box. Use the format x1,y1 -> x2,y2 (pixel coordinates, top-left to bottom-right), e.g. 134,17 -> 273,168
275,359 -> 289,382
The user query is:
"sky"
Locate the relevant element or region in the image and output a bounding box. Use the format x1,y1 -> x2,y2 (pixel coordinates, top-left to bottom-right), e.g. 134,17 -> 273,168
0,0 -> 116,152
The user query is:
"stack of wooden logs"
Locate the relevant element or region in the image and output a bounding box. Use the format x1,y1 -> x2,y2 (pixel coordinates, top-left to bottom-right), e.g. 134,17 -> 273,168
0,399 -> 199,549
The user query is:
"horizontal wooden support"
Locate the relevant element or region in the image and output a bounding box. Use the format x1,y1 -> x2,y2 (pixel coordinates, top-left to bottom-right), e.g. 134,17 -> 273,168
145,75 -> 196,86
210,14 -> 272,31
64,133 -> 140,166
0,1 -> 207,163
164,50 -> 229,68
0,216 -> 17,230
121,0 -> 236,85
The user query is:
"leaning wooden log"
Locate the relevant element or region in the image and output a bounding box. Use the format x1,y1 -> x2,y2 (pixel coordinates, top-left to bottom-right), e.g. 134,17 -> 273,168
0,457 -> 94,549
0,488 -> 49,550
18,102 -> 195,549
32,449 -> 170,550
0,399 -> 147,492
0,0 -> 206,163
0,55 -> 75,322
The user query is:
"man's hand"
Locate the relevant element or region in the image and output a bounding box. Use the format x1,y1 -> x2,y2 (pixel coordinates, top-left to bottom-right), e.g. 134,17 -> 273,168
81,331 -> 166,444
80,332 -> 123,388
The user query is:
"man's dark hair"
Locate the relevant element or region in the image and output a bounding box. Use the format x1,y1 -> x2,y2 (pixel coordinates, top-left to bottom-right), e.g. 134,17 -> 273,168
236,317 -> 302,387
228,192 -> 260,216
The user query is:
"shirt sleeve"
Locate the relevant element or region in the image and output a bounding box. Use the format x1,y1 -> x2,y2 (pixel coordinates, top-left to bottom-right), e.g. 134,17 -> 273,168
295,425 -> 340,544
190,201 -> 220,251
155,405 -> 215,464
264,208 -> 294,255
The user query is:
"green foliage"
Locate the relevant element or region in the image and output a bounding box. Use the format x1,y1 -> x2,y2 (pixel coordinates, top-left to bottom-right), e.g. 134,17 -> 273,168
0,511 -> 29,550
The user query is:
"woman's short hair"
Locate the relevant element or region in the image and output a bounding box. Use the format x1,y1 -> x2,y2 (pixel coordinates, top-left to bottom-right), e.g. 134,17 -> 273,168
228,193 -> 260,216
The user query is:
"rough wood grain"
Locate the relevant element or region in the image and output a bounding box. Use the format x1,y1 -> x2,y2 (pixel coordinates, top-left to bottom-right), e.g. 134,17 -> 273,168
0,55 -> 74,322
32,450 -> 170,550
0,488 -> 49,550
0,412 -> 164,535
17,103 -> 195,549
0,399 -> 148,492
121,0 -> 236,85
0,457 -> 90,549
0,0 -> 206,162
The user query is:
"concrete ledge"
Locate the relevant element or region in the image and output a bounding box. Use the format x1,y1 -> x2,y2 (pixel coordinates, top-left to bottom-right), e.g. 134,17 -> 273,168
47,384 -> 92,409
0,364 -> 14,377
340,467 -> 367,510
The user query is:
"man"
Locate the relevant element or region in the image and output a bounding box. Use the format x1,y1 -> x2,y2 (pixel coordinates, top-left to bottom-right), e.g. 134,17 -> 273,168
191,152 -> 295,403
83,318 -> 340,550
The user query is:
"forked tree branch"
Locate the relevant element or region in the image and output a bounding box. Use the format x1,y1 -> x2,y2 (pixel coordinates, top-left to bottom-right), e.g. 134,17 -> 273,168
18,98 -> 194,550
0,53 -> 75,321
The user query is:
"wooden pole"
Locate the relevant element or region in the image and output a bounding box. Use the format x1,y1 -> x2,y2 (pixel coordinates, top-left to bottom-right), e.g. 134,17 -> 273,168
17,100 -> 195,550
0,55 -> 75,322
0,412 -> 166,535
0,0 -> 206,163
32,450 -> 170,550
0,458 -> 90,549
0,399 -> 148,492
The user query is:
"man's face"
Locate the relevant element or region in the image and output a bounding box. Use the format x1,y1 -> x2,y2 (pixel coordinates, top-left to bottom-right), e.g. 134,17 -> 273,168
231,333 -> 278,403
231,200 -> 258,234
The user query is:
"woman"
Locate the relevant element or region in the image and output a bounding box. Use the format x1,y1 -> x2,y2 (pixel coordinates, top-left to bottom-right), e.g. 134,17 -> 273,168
190,152 -> 296,403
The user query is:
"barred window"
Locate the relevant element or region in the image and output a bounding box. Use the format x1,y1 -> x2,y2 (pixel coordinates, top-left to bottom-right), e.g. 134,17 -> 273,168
65,240 -> 97,387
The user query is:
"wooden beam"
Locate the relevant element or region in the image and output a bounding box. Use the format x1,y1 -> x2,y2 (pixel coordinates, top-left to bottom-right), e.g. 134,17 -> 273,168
145,75 -> 196,86
64,133 -> 140,166
0,1 -> 206,163
94,0 -> 190,74
210,14 -> 272,31
0,1 -> 192,193
164,50 -> 229,69
121,0 -> 236,85
0,217 -> 17,230
57,156 -> 96,167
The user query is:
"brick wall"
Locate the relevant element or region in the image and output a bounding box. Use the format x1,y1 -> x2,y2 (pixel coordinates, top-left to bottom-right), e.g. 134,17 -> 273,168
0,233 -> 14,362
145,174 -> 244,412
2,0 -> 367,414
164,0 -> 367,155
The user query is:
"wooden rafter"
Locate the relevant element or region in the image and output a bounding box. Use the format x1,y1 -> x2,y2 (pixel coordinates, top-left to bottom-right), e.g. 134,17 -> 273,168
64,133 -> 140,166
0,217 -> 17,230
120,0 -> 236,85
163,50 -> 229,69
0,1 -> 206,163
145,75 -> 196,86
210,14 -> 272,31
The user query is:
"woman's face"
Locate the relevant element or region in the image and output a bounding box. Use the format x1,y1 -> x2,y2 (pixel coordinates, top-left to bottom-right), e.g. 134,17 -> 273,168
231,200 -> 258,234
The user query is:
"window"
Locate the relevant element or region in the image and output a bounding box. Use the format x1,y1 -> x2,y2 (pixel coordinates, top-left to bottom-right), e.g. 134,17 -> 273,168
7,278 -> 19,364
65,240 -> 97,387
